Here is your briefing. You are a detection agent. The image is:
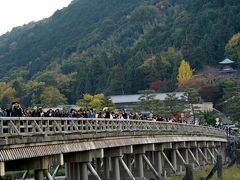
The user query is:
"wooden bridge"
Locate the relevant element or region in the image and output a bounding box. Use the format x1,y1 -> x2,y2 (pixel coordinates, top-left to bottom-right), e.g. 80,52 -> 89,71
0,117 -> 227,180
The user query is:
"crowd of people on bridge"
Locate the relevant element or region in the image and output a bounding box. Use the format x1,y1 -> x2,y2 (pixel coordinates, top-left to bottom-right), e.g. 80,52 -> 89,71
0,102 -> 196,124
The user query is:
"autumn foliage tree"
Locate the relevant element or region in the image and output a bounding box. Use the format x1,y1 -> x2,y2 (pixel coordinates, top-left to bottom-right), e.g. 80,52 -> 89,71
225,32 -> 240,65
177,60 -> 193,85
76,93 -> 115,112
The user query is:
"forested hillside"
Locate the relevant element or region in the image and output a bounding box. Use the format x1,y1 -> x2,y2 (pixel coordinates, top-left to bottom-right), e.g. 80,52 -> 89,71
0,0 -> 240,107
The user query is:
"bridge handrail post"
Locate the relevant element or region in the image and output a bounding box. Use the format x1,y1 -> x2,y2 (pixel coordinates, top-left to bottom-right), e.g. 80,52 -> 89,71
0,118 -> 3,134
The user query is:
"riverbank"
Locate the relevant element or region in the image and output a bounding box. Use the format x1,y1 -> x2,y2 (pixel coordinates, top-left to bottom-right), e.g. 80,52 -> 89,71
172,165 -> 240,180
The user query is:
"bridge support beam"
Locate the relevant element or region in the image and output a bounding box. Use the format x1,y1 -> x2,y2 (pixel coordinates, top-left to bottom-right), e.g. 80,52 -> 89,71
80,162 -> 88,180
155,151 -> 163,177
162,151 -> 176,173
66,161 -> 89,180
124,154 -> 133,172
220,143 -> 226,163
176,150 -> 186,165
198,148 -> 209,165
175,142 -> 186,173
184,148 -> 189,164
65,163 -> 70,180
104,147 -> 124,180
188,149 -> 200,167
186,142 -> 198,169
44,169 -> 54,180
66,162 -> 80,180
133,145 -> 155,179
122,146 -> 134,172
0,162 -> 5,177
52,165 -> 61,179
113,157 -> 121,180
103,157 -> 111,179
207,142 -> 216,164
87,162 -> 101,180
94,158 -> 102,173
92,149 -> 104,178
21,170 -> 29,180
34,169 -> 44,180
207,148 -> 216,163
194,148 -> 199,167
212,147 -> 215,160
143,154 -> 160,179
119,157 -> 135,180
172,149 -> 177,171
75,163 -> 81,180
203,147 -> 208,165
64,151 -> 93,180
135,154 -> 144,178
197,142 -> 206,166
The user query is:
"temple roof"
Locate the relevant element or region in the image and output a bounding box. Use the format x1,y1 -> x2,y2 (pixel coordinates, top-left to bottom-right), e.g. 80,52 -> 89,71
219,58 -> 234,64
110,92 -> 185,104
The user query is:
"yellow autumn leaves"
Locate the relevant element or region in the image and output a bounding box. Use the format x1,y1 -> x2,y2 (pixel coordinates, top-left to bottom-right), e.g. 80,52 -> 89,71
177,59 -> 193,83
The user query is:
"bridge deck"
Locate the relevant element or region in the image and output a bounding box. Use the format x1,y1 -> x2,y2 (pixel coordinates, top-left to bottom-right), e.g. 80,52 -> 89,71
0,117 -> 227,161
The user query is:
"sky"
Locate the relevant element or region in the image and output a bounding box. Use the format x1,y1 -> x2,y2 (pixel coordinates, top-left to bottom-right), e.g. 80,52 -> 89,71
0,0 -> 72,35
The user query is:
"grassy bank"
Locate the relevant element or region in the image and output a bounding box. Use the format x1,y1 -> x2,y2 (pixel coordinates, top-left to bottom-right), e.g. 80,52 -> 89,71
172,165 -> 240,180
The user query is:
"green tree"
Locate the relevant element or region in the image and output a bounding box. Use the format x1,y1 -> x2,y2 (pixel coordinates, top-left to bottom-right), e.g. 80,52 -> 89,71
164,93 -> 188,115
136,90 -> 158,112
224,94 -> 240,122
0,82 -> 17,107
219,80 -> 238,101
128,5 -> 160,25
220,81 -> 240,122
0,87 -> 16,107
137,47 -> 182,91
21,81 -> 45,107
185,88 -> 202,122
203,112 -> 216,125
76,93 -> 115,112
39,86 -> 67,107
0,82 -> 9,101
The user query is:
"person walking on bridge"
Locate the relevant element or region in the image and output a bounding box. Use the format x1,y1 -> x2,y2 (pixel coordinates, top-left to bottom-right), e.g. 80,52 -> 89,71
10,102 -> 23,117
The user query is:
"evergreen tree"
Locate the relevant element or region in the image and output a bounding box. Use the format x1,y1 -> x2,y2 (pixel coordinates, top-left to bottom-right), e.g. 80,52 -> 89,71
185,88 -> 202,123
136,90 -> 157,112
220,81 -> 240,123
39,86 -> 67,107
164,93 -> 188,116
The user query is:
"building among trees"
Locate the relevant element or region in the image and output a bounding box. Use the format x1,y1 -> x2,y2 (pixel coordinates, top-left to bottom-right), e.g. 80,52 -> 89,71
110,92 -> 185,109
219,58 -> 236,73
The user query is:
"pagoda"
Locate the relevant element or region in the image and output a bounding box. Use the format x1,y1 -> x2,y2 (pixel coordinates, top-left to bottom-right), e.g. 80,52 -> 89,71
219,58 -> 236,73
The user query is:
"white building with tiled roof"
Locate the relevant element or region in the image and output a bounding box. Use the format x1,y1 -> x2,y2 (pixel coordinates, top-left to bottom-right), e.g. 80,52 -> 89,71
110,92 -> 186,109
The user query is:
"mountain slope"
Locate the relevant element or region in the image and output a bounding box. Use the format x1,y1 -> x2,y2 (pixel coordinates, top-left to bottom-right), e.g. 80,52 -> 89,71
0,0 -> 240,107
0,0 -> 141,77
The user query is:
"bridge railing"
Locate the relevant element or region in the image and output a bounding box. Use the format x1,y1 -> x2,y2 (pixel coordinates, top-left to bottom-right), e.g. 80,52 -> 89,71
0,117 -> 226,138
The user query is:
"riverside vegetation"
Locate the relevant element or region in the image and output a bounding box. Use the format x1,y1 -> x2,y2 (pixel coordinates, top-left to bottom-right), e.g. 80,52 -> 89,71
172,165 -> 240,180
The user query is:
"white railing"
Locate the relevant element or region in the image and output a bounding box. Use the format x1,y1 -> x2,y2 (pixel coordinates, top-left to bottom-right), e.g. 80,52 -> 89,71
0,117 -> 226,138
